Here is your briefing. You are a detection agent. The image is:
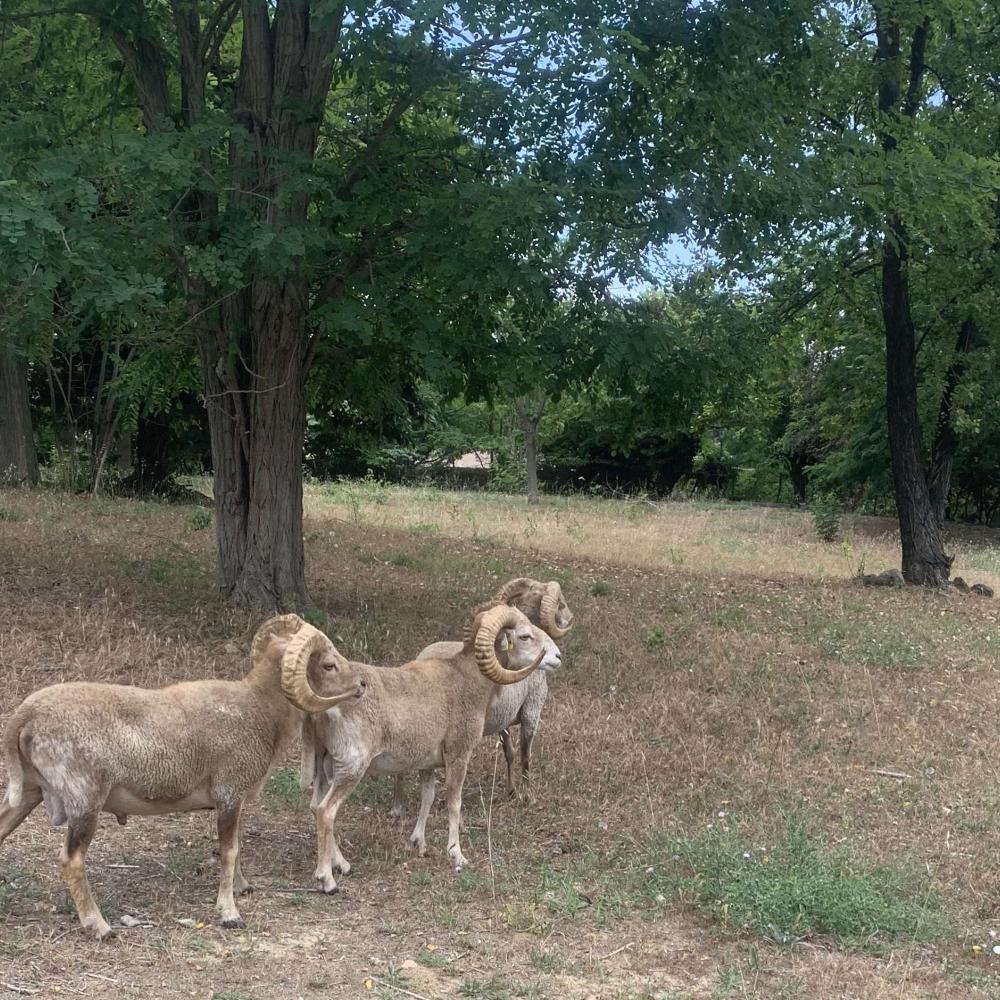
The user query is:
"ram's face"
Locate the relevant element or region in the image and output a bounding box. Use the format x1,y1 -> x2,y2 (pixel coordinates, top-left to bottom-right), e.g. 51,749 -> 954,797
500,624 -> 562,672
514,583 -> 573,635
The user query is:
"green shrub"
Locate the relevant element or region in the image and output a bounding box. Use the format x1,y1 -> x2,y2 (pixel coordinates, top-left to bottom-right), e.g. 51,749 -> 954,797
810,493 -> 842,542
590,578 -> 612,597
188,507 -> 212,531
646,818 -> 939,947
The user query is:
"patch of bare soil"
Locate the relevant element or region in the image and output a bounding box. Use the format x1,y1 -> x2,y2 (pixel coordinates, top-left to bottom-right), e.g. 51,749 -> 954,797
2,489 -> 1000,998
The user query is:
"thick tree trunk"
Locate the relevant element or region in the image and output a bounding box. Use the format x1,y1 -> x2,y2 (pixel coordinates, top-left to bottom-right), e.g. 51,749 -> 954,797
0,342 -> 39,486
196,280 -> 310,611
881,238 -> 952,585
876,9 -> 951,586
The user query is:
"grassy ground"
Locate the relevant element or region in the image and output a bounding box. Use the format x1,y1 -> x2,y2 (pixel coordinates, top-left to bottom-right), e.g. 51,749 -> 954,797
3,483 -> 1000,998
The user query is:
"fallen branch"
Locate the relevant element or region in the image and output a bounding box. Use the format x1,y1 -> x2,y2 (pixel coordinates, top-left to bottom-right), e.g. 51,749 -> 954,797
368,979 -> 431,1000
600,941 -> 635,961
868,768 -> 912,780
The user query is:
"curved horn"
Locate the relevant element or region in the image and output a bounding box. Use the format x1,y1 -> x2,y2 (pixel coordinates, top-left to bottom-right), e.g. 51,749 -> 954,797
494,577 -> 534,605
540,582 -> 572,639
475,606 -> 546,685
250,614 -> 306,670
462,598 -> 500,647
280,624 -> 359,713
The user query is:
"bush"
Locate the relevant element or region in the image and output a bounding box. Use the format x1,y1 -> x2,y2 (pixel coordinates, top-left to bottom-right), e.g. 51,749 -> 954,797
810,493 -> 842,542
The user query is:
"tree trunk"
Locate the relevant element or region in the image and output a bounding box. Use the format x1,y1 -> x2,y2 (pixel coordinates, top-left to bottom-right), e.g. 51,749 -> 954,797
876,9 -> 951,586
881,237 -> 952,585
514,392 -> 545,506
195,280 -> 310,611
928,318 -> 978,525
786,452 -> 808,506
524,421 -> 540,505
0,341 -> 39,486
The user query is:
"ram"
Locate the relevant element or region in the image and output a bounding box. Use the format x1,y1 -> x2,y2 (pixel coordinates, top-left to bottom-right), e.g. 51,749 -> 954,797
290,605 -> 561,893
407,578 -> 572,802
0,615 -> 362,939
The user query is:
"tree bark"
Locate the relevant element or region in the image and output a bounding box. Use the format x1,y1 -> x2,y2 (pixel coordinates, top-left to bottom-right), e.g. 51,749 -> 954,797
928,318 -> 978,525
514,392 -> 545,505
875,10 -> 952,586
189,272 -> 312,608
0,340 -> 39,486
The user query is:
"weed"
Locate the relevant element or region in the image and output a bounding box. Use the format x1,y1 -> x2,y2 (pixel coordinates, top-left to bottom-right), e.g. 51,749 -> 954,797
410,521 -> 441,535
303,608 -> 331,630
645,627 -> 667,651
529,945 -> 563,973
810,494 -> 842,543
590,578 -> 612,597
188,507 -> 212,531
417,948 -> 449,968
815,619 -> 922,669
265,766 -> 302,810
0,506 -> 25,523
645,817 -> 941,947
165,844 -> 202,879
459,978 -> 539,999
212,992 -> 254,1000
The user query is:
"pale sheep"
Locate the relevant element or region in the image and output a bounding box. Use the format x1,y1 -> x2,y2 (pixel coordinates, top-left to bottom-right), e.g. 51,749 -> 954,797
289,605 -> 561,893
0,615 -> 362,939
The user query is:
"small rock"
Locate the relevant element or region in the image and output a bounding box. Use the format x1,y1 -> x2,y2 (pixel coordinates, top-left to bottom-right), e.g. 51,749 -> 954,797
400,960 -> 419,971
951,577 -> 970,593
972,583 -> 994,598
175,918 -> 197,928
223,642 -> 240,655
119,914 -> 142,928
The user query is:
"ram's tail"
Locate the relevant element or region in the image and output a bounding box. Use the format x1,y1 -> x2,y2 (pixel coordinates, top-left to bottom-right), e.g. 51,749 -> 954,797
2,706 -> 31,808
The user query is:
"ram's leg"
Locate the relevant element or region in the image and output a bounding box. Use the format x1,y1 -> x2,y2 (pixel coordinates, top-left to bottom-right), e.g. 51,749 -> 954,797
389,776 -> 405,820
408,770 -> 435,857
0,786 -> 42,844
313,778 -> 360,895
498,729 -> 516,797
234,855 -> 252,896
215,803 -> 246,928
444,755 -> 471,872
61,810 -> 112,940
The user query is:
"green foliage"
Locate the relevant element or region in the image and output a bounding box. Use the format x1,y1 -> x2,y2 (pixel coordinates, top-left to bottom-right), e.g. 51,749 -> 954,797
264,767 -> 301,811
590,578 -> 612,597
810,494 -> 842,543
187,508 -> 212,532
650,818 -> 940,947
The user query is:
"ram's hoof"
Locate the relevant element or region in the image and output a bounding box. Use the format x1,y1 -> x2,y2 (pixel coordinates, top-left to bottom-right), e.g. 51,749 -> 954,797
92,924 -> 117,942
221,917 -> 246,930
237,883 -> 254,897
452,864 -> 463,875
333,861 -> 351,876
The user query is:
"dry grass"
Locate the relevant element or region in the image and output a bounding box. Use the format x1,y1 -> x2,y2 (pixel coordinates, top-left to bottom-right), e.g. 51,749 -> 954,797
2,484 -> 1000,998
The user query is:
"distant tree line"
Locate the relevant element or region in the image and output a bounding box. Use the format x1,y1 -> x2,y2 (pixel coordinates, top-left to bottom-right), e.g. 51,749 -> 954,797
2,1 -> 999,604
